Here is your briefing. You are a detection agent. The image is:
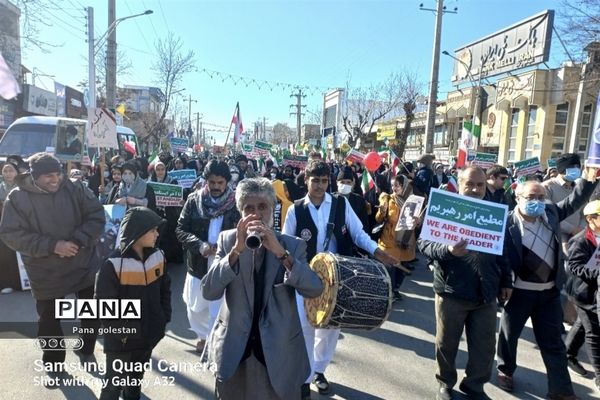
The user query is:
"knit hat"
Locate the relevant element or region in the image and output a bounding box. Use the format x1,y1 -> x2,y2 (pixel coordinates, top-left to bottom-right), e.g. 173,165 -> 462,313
337,166 -> 355,181
29,153 -> 62,179
556,153 -> 581,173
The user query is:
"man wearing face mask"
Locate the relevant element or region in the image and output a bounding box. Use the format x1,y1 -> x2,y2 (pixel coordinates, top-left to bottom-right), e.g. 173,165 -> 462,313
543,154 -> 587,252
335,166 -> 370,233
496,166 -> 599,400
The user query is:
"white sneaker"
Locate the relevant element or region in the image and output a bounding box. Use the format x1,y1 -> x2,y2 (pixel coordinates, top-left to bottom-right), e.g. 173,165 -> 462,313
1,288 -> 14,294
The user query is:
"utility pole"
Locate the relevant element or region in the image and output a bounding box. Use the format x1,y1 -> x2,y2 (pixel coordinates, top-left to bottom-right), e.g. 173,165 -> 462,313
87,8 -> 96,109
106,0 -> 116,110
263,116 -> 268,141
421,1 -> 457,154
186,94 -> 197,142
195,112 -> 202,146
290,87 -> 306,144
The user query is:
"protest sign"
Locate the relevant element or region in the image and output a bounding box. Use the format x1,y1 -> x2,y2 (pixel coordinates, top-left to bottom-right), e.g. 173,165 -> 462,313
170,137 -> 189,153
471,153 -> 498,169
254,140 -> 273,157
547,158 -> 557,169
87,107 -> 118,148
95,205 -> 127,263
283,154 -> 309,169
420,188 -> 508,255
514,157 -> 541,177
15,252 -> 30,291
148,182 -> 183,207
55,120 -> 86,162
168,169 -> 197,189
587,89 -> 600,167
396,195 -> 426,231
345,149 -> 366,163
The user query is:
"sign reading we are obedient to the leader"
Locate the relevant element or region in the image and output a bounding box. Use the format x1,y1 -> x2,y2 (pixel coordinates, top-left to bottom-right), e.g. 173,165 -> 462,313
421,189 -> 509,256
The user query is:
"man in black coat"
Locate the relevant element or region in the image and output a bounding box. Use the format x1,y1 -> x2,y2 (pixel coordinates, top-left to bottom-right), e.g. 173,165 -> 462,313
418,166 -> 513,400
0,153 -> 105,374
495,168 -> 598,400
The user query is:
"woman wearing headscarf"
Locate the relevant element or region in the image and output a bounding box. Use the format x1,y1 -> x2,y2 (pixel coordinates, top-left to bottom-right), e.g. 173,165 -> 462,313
149,161 -> 183,263
375,174 -> 417,300
107,161 -> 156,211
0,161 -> 21,293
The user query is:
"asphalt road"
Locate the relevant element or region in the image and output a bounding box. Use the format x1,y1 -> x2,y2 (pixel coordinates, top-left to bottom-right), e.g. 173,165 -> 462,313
1,254 -> 599,400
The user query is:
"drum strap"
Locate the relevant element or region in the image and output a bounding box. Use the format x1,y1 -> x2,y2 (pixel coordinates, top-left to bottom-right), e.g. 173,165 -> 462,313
323,195 -> 339,252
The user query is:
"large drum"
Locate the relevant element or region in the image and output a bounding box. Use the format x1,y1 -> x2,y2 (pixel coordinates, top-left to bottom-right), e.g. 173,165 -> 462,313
304,253 -> 392,330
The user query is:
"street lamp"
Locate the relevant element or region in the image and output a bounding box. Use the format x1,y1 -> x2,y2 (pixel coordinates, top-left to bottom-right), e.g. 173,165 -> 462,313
442,50 -> 484,151
86,7 -> 152,109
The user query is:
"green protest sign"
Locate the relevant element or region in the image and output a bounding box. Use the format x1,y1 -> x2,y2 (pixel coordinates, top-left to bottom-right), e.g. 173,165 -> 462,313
147,182 -> 183,207
421,189 -> 508,255
514,157 -> 540,177
283,154 -> 309,169
547,158 -> 557,169
471,153 -> 497,169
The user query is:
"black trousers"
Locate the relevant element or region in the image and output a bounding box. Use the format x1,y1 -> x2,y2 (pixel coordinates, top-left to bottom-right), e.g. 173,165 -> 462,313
568,306 -> 600,376
100,349 -> 153,400
35,285 -> 100,365
497,287 -> 574,396
565,317 -> 586,358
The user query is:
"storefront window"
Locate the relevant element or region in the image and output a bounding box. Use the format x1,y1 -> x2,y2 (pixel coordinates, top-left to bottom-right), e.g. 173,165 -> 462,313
578,103 -> 593,158
524,106 -> 537,159
551,103 -> 569,159
508,108 -> 519,162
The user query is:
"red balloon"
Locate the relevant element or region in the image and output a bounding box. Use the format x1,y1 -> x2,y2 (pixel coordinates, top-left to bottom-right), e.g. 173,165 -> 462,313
364,151 -> 382,172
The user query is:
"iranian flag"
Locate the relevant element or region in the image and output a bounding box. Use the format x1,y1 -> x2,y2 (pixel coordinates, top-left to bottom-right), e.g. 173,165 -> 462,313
231,102 -> 244,144
390,149 -> 400,176
361,170 -> 375,193
123,140 -> 137,156
147,151 -> 158,172
457,121 -> 480,167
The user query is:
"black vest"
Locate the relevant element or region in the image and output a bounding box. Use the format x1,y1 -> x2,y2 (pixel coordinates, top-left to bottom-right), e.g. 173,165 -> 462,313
294,194 -> 354,263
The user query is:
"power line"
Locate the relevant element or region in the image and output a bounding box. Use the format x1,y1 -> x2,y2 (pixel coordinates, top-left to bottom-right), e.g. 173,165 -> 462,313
45,9 -> 87,35
140,0 -> 160,38
123,0 -> 154,52
157,0 -> 170,31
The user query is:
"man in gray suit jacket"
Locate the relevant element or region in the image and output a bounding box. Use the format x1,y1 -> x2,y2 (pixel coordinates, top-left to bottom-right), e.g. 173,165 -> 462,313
202,178 -> 323,400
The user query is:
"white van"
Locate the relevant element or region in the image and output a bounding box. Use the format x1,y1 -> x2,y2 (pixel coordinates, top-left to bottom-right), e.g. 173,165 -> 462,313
0,116 -> 139,162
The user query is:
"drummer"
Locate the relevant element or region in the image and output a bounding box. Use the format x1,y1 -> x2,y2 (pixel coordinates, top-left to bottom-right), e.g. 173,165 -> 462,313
282,160 -> 399,399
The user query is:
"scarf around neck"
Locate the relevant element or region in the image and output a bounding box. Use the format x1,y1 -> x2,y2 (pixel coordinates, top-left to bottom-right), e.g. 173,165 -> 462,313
197,184 -> 236,219
118,176 -> 147,199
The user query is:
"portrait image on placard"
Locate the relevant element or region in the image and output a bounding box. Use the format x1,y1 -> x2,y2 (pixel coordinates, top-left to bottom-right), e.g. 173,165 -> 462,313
55,120 -> 86,161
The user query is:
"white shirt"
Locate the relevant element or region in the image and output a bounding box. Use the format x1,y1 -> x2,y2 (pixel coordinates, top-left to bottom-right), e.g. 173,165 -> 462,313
282,192 -> 378,255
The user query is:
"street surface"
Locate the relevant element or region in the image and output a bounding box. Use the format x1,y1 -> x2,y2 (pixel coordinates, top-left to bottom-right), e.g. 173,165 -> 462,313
1,253 -> 599,399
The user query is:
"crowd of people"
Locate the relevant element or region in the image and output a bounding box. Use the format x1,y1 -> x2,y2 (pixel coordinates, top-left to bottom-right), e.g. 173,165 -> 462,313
1,147 -> 600,400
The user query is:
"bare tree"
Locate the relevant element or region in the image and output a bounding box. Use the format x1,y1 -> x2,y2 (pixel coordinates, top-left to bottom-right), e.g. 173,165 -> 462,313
305,105 -> 323,126
78,48 -> 132,105
342,71 -> 423,148
271,122 -> 295,147
14,0 -> 62,53
394,71 -> 423,159
140,32 -> 195,146
557,0 -> 600,60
